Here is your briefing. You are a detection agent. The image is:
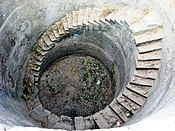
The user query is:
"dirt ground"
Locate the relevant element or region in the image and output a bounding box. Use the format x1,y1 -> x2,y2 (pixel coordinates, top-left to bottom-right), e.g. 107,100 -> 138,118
39,55 -> 114,118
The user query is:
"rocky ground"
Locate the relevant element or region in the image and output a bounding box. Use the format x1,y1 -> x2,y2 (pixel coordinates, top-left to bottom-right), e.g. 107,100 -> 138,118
39,55 -> 114,118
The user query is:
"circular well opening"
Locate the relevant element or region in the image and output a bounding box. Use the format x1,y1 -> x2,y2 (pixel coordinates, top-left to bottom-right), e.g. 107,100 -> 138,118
39,54 -> 115,117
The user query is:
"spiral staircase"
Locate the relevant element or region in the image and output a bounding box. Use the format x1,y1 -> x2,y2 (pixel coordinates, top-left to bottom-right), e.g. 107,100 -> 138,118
0,0 -> 175,131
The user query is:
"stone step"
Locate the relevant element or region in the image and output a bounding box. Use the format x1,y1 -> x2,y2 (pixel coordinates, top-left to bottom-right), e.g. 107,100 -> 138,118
78,8 -> 86,26
100,106 -> 121,127
94,7 -> 109,24
127,84 -> 150,97
123,88 -> 146,106
52,122 -> 74,130
33,54 -> 45,62
130,10 -> 163,35
136,60 -> 160,69
39,42 -> 54,51
141,11 -> 163,28
117,96 -> 140,114
31,64 -> 41,72
34,46 -> 48,56
130,14 -> 162,35
46,29 -> 57,41
66,13 -> 73,29
99,8 -> 116,23
48,114 -> 61,128
88,7 -> 101,25
61,115 -> 73,125
83,7 -> 93,26
30,104 -> 48,125
72,11 -> 79,27
83,116 -> 95,129
134,69 -> 158,79
30,58 -> 43,65
109,100 -> 128,122
55,21 -> 68,35
93,112 -> 109,128
61,17 -> 69,31
137,40 -> 162,53
38,38 -> 54,51
33,71 -> 40,77
126,8 -> 150,25
41,34 -> 54,46
138,50 -> 161,61
34,76 -> 39,84
111,8 -> 135,22
74,116 -> 85,130
105,8 -> 119,21
130,75 -> 154,86
109,8 -> 129,21
52,25 -> 60,38
134,28 -> 163,44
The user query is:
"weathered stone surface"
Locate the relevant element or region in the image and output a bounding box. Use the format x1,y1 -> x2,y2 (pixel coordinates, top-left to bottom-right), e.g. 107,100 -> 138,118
109,100 -> 128,122
137,41 -> 162,53
123,88 -> 146,106
88,7 -> 101,25
52,25 -> 60,38
138,50 -> 161,60
134,69 -> 158,79
83,116 -> 95,129
66,13 -> 73,29
52,122 -> 73,130
136,60 -> 160,69
100,106 -> 120,127
83,7 -> 92,25
130,75 -> 154,86
93,112 -> 109,128
42,35 -> 53,46
47,114 -> 60,128
109,8 -> 129,21
72,11 -> 79,27
0,1 -> 174,131
117,96 -> 140,114
74,116 -> 85,130
61,17 -> 69,31
133,28 -> 163,44
78,8 -> 86,26
127,84 -> 150,97
47,30 -> 57,42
